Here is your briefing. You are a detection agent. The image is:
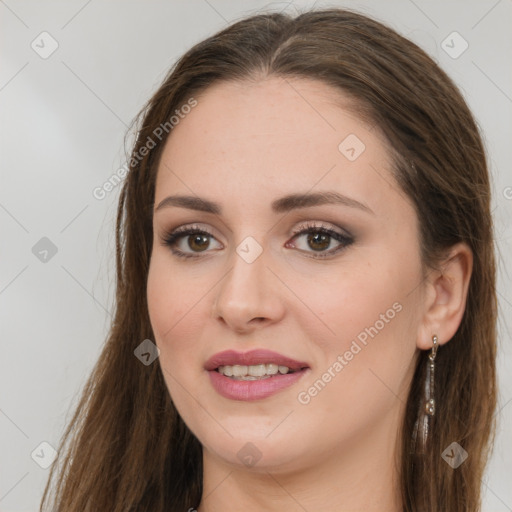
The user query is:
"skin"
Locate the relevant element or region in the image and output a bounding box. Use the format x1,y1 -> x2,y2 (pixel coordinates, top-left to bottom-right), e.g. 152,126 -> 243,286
147,76 -> 472,512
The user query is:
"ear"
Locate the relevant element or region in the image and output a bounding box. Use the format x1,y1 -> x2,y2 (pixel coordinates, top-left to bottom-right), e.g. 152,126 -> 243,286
417,242 -> 473,350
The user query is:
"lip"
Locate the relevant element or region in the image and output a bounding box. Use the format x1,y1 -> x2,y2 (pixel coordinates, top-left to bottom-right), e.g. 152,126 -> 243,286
204,349 -> 309,371
204,349 -> 310,401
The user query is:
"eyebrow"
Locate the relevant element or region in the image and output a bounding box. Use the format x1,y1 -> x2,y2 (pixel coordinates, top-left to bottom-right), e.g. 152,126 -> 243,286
154,191 -> 374,215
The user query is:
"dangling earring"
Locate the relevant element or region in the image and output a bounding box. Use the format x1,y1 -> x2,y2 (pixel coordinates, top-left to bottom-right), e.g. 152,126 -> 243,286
412,335 -> 439,454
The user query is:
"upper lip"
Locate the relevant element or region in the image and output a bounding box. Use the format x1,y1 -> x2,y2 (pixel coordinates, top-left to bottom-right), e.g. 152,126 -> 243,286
204,349 -> 310,371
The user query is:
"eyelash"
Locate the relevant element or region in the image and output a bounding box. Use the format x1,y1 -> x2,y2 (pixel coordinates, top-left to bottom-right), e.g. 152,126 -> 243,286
160,221 -> 354,260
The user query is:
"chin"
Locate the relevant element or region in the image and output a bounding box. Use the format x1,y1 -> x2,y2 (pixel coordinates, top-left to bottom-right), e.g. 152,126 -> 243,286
199,427 -> 311,472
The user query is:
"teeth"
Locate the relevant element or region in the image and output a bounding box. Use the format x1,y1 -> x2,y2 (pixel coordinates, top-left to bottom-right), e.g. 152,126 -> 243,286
248,364 -> 267,377
218,363 -> 295,378
231,375 -> 272,381
231,365 -> 247,377
222,365 -> 233,377
266,363 -> 278,375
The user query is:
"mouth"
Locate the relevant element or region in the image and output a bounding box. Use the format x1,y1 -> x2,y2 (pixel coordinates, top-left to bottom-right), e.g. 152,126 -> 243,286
204,348 -> 310,373
204,349 -> 310,401
214,363 -> 308,380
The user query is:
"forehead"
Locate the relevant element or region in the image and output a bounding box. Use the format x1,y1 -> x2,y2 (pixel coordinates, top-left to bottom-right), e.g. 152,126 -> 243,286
155,77 -> 402,217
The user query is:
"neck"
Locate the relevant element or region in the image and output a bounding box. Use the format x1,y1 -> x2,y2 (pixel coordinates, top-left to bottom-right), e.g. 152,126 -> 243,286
197,412 -> 403,512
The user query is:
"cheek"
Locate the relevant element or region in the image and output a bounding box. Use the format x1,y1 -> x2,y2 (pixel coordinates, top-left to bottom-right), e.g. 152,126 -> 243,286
148,252 -> 201,337
295,254 -> 420,402
294,260 -> 410,353
146,254 -> 204,366
147,254 -> 210,416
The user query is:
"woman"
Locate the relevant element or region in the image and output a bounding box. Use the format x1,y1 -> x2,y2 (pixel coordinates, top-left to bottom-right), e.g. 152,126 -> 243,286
40,8 -> 497,512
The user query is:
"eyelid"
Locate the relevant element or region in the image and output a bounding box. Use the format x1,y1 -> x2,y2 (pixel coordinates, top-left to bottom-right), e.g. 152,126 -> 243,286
290,220 -> 352,238
161,223 -> 222,243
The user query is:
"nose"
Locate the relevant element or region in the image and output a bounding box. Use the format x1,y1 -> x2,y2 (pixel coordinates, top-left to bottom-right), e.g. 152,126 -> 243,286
212,243 -> 286,333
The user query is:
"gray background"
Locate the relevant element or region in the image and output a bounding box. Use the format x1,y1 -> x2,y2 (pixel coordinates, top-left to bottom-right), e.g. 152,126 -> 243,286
1,1 -> 511,510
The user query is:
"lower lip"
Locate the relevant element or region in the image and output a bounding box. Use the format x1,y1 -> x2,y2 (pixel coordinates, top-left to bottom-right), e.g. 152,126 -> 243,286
207,369 -> 309,401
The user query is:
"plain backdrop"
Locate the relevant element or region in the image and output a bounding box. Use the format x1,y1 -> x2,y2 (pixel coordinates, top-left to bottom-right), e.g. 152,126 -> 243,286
1,1 -> 511,510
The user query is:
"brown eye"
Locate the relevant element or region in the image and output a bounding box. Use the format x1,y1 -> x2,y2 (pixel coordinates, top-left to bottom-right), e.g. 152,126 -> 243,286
306,232 -> 331,251
187,233 -> 210,252
162,226 -> 222,258
288,223 -> 354,259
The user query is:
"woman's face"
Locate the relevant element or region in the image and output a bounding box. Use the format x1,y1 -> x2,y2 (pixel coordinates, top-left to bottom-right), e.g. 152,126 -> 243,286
147,77 -> 426,473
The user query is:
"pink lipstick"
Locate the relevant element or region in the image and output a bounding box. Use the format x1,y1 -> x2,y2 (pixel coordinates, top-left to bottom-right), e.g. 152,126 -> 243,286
204,349 -> 310,401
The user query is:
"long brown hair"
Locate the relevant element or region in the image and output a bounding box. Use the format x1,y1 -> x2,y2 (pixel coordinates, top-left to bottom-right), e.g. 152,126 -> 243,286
40,8 -> 497,512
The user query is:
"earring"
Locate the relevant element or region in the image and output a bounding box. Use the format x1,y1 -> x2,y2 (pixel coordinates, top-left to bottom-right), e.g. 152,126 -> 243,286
412,334 -> 439,454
